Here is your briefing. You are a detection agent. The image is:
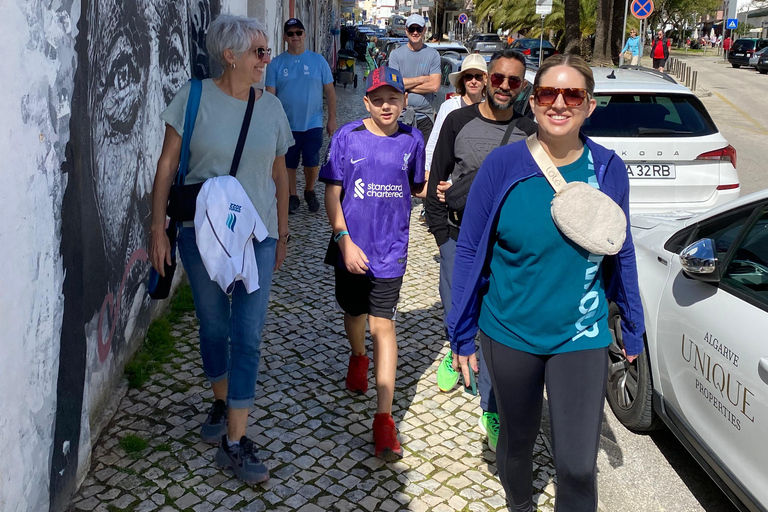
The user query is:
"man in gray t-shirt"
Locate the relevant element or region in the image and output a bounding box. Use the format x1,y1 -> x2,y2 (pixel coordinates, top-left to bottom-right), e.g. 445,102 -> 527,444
387,13 -> 440,142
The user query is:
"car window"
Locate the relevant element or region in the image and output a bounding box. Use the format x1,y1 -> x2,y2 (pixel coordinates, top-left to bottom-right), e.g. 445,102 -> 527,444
582,93 -> 717,137
733,39 -> 756,50
696,211 -> 752,259
441,58 -> 453,86
722,210 -> 768,304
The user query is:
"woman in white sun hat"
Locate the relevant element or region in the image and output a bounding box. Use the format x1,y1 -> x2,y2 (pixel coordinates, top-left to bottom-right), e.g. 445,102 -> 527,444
420,53 -> 488,193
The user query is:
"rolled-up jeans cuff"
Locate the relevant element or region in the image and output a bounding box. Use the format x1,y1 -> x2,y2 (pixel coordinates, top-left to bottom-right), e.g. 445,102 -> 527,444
227,397 -> 255,410
207,371 -> 228,384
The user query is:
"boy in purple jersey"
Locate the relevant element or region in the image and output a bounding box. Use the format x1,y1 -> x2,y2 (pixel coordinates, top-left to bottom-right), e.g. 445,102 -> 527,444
319,66 -> 426,461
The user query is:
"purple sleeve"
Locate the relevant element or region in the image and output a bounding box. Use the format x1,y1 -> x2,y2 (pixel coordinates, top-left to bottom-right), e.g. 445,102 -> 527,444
319,130 -> 345,184
411,133 -> 426,184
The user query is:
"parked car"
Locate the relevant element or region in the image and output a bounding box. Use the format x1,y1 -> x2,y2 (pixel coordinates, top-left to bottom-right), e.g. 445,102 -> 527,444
466,33 -> 505,53
758,50 -> 768,74
749,46 -> 768,68
582,67 -> 740,214
431,53 -> 536,115
388,14 -> 407,37
608,190 -> 768,512
728,38 -> 768,68
378,38 -> 407,66
425,42 -> 470,56
375,28 -> 388,38
508,38 -> 558,64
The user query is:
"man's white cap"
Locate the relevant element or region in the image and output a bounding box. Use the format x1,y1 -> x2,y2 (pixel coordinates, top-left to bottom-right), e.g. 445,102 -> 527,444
405,14 -> 426,27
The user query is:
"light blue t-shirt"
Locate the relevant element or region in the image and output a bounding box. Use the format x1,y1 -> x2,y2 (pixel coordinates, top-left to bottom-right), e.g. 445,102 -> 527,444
479,146 -> 612,355
265,50 -> 333,132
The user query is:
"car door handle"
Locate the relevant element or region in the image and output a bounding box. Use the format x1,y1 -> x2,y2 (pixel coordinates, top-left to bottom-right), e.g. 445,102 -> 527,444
760,357 -> 768,385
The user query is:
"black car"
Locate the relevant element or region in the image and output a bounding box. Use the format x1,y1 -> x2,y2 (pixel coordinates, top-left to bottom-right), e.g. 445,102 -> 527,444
758,50 -> 768,74
378,39 -> 407,66
466,34 -> 505,53
728,38 -> 768,68
509,38 -> 558,64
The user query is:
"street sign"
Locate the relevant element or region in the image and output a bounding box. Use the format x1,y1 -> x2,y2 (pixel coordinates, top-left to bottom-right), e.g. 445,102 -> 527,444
536,0 -> 553,15
631,0 -> 653,19
458,13 -> 468,24
726,18 -> 738,30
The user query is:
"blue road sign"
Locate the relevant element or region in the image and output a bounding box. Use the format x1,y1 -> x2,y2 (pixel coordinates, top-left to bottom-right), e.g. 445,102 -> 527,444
458,13 -> 468,24
726,18 -> 738,30
631,0 -> 653,19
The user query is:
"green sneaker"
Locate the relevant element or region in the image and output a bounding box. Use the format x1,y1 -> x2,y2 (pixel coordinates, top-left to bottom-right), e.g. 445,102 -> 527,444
436,350 -> 460,392
478,411 -> 499,453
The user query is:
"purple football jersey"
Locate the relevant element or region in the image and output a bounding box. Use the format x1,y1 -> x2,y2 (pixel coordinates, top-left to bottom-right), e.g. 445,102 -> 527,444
320,120 -> 426,278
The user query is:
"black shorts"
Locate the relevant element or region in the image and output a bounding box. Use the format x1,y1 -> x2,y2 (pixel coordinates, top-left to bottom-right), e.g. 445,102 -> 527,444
335,268 -> 402,319
653,58 -> 667,69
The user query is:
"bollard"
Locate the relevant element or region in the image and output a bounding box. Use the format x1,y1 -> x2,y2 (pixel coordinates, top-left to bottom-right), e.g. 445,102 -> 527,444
686,67 -> 691,87
692,70 -> 697,91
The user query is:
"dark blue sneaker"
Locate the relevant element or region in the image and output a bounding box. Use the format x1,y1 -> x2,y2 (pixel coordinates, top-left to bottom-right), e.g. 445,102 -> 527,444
288,195 -> 300,214
215,436 -> 270,484
200,399 -> 227,444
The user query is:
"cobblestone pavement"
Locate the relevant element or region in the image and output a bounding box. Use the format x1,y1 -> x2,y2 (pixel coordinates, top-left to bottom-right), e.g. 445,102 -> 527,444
68,69 -> 558,512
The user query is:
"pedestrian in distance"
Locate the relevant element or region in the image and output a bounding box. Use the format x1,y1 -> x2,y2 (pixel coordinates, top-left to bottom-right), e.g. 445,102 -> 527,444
150,14 -> 293,485
651,29 -> 670,72
425,49 -> 537,454
447,54 -> 644,510
266,18 -> 337,214
365,35 -> 378,78
621,28 -> 641,66
723,35 -> 732,60
320,66 -> 426,461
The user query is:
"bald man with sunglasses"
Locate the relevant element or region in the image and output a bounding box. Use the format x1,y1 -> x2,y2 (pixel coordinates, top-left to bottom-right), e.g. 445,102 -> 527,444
387,14 -> 441,142
425,49 -> 537,452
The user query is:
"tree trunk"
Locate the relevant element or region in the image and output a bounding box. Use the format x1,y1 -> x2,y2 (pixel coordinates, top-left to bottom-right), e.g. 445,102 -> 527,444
611,0 -> 625,64
593,0 -> 613,64
564,0 -> 581,53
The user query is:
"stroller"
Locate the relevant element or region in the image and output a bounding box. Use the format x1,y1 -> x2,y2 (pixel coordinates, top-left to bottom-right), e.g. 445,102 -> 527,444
334,49 -> 358,88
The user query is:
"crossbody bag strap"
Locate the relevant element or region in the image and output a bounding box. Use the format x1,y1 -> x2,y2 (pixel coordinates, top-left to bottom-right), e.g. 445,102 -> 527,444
499,116 -> 519,147
229,87 -> 256,177
525,134 -> 567,193
176,79 -> 203,186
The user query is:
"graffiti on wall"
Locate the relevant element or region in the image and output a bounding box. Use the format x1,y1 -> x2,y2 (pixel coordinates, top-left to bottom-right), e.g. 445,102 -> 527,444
50,0 -> 220,509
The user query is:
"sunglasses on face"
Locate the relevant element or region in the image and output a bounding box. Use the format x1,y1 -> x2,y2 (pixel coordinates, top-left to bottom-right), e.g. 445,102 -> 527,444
286,30 -> 304,37
407,25 -> 424,33
463,72 -> 485,82
533,86 -> 588,107
256,47 -> 272,60
489,73 -> 523,88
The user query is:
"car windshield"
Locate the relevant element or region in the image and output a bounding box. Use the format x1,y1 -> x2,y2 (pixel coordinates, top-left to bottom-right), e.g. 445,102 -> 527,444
581,93 -> 717,137
519,39 -> 554,48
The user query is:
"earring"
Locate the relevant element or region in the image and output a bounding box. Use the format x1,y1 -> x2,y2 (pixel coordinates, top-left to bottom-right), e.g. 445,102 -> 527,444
231,62 -> 236,69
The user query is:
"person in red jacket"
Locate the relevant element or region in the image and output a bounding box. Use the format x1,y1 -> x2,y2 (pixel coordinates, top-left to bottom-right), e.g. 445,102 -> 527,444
651,30 -> 670,72
723,35 -> 732,60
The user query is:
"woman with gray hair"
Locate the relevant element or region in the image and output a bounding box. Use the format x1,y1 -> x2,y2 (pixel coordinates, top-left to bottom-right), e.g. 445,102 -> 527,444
149,13 -> 293,484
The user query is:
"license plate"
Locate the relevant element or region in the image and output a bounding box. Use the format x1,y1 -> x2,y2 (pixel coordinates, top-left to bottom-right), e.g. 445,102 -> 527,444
735,53 -> 744,56
484,44 -> 495,48
626,163 -> 676,178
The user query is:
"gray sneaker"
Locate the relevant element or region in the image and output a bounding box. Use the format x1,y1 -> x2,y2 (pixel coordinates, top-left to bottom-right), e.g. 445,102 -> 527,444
215,436 -> 270,484
200,399 -> 227,444
288,195 -> 300,214
304,190 -> 320,212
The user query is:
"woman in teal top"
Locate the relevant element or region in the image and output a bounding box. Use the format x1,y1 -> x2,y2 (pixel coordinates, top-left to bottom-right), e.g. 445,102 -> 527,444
449,54 -> 644,511
621,28 -> 641,65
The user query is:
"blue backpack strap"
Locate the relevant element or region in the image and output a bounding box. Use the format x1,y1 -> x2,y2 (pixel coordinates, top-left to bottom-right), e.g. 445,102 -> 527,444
175,79 -> 202,186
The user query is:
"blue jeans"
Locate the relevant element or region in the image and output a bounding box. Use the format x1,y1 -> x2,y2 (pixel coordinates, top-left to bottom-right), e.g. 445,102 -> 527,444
439,238 -> 497,414
178,227 -> 276,409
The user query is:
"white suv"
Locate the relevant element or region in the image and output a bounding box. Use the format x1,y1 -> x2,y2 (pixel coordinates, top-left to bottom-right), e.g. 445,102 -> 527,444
583,67 -> 740,214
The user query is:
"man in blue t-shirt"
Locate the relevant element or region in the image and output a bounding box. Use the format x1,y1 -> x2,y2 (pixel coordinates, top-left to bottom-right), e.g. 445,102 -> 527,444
266,18 -> 337,214
319,66 -> 425,462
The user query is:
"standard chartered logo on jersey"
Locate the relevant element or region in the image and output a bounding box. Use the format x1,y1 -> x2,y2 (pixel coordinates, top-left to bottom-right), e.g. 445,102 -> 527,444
353,178 -> 404,199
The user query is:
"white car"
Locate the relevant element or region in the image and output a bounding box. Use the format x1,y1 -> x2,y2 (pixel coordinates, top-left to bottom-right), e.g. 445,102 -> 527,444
608,190 -> 768,511
583,67 -> 740,214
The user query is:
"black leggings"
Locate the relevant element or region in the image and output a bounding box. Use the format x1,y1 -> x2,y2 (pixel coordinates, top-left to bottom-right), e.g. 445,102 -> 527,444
480,332 -> 608,512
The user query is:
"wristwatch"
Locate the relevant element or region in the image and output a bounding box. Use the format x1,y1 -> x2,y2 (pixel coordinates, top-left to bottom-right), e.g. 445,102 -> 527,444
333,230 -> 349,243
279,233 -> 290,244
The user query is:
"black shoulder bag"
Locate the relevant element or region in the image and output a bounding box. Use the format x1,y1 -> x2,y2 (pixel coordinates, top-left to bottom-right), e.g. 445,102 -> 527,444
444,118 -> 519,225
166,86 -> 256,222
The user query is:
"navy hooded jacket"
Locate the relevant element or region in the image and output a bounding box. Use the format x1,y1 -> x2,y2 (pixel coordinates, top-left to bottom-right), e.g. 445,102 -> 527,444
446,135 -> 645,357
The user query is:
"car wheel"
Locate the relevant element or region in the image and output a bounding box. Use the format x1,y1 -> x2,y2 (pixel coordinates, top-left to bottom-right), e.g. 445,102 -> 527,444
606,303 -> 663,432
760,69 -> 768,74
732,63 -> 741,68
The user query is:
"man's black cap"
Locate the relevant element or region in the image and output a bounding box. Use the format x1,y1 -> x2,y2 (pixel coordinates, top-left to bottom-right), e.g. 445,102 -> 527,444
284,18 -> 305,33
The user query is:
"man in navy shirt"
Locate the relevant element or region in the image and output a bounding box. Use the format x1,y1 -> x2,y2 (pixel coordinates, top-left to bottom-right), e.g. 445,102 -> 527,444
320,66 -> 425,461
266,18 -> 337,214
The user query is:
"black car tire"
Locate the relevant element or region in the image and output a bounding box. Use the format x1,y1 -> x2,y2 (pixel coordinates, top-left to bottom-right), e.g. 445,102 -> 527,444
606,302 -> 663,432
760,69 -> 768,74
732,63 -> 741,68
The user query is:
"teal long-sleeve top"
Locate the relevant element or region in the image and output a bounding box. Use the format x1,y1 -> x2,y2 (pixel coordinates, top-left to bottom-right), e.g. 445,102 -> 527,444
622,36 -> 641,56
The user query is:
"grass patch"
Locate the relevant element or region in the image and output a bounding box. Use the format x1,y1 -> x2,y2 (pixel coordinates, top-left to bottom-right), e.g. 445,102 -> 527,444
124,284 -> 195,388
119,434 -> 148,455
154,443 -> 171,452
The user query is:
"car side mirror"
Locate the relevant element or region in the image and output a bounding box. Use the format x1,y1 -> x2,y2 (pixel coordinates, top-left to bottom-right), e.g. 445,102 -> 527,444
680,238 -> 720,282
